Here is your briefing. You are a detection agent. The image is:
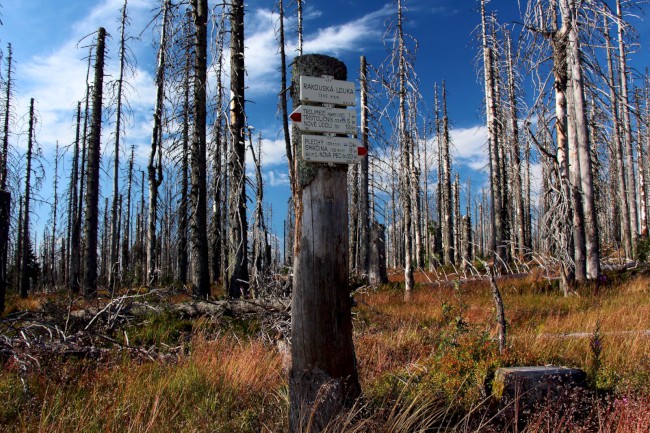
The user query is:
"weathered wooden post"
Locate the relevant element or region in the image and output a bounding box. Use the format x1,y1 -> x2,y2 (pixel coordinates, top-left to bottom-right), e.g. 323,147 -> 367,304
0,190 -> 9,313
289,54 -> 362,432
368,222 -> 388,286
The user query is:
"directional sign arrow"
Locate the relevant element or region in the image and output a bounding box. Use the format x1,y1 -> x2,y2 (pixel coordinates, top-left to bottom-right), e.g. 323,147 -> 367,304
290,105 -> 357,135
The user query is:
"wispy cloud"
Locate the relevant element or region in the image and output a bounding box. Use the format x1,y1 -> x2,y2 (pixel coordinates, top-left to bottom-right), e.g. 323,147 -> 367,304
450,125 -> 488,171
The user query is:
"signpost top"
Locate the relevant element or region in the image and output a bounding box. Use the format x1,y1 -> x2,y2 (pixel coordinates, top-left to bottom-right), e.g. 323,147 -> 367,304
300,76 -> 356,106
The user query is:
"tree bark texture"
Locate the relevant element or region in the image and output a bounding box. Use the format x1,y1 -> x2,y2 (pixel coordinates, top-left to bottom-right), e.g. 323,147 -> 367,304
147,1 -> 169,287
289,54 -> 361,433
190,0 -> 210,298
227,0 -> 249,298
83,28 -> 106,296
359,56 -> 370,278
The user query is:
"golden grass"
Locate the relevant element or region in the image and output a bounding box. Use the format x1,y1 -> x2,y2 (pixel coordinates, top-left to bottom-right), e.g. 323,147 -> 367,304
2,270 -> 649,432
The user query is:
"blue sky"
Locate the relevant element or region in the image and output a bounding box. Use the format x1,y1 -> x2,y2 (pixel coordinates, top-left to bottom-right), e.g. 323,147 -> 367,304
2,0 -> 649,248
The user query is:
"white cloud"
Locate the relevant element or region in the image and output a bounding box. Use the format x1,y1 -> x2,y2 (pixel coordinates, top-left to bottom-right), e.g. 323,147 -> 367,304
450,125 -> 488,171
302,4 -> 392,56
264,170 -> 290,187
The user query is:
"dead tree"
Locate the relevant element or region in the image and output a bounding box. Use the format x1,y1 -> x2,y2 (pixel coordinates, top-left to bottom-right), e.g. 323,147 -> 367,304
189,0 -> 210,298
83,28 -> 107,296
480,0 -> 506,270
122,146 -> 134,282
439,82 -> 454,266
179,40 -> 191,286
147,0 -> 169,287
616,0 -> 638,256
561,0 -> 601,279
109,0 -> 131,290
1,43 -> 13,191
21,99 -> 36,298
359,55 -> 370,278
277,0 -> 295,194
227,0 -> 249,298
605,16 -> 632,258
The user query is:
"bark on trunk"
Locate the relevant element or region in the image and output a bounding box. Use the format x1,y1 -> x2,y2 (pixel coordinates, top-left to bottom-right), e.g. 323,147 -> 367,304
359,56 -> 370,278
605,19 -> 632,258
369,221 -> 388,286
227,0 -> 249,298
147,1 -> 168,287
190,0 -> 210,298
83,28 -> 106,296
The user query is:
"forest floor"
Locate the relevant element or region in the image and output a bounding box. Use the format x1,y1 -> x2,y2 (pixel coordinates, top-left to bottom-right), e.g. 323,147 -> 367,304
1,265 -> 649,432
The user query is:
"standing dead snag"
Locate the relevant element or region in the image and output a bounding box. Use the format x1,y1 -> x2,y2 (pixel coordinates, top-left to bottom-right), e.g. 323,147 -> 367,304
227,0 -> 249,298
83,27 -> 106,297
147,0 -> 169,287
289,54 -> 361,433
488,268 -> 507,354
189,0 -> 210,298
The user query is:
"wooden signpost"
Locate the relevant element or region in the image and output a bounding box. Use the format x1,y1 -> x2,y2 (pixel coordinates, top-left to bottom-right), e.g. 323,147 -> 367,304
289,55 -> 362,433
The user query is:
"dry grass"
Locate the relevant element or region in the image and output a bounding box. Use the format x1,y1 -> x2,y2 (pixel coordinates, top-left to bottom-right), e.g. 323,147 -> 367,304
1,269 -> 649,432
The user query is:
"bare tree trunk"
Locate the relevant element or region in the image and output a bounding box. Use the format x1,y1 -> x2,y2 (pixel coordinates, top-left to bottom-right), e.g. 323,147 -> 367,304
250,133 -> 269,295
359,56 -> 370,278
278,0 -> 295,194
71,55 -> 92,294
616,0 -> 638,255
397,0 -> 414,293
564,0 -> 600,279
636,91 -> 648,238
147,0 -> 169,287
1,44 -> 13,191
122,146 -> 134,283
605,18 -> 632,258
180,22 -> 192,286
349,161 -> 359,273
289,54 -> 360,433
504,30 -> 525,258
51,143 -> 59,286
368,222 -> 388,285
20,99 -> 36,298
109,1 -> 129,290
189,0 -> 210,297
489,269 -> 506,354
0,45 -> 13,309
227,0 -> 249,298
480,0 -> 506,270
83,28 -> 106,296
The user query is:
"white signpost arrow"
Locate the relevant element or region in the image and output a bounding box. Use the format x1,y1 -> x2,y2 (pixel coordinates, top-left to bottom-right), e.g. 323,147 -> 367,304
302,134 -> 367,164
290,105 -> 357,135
300,76 -> 356,106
